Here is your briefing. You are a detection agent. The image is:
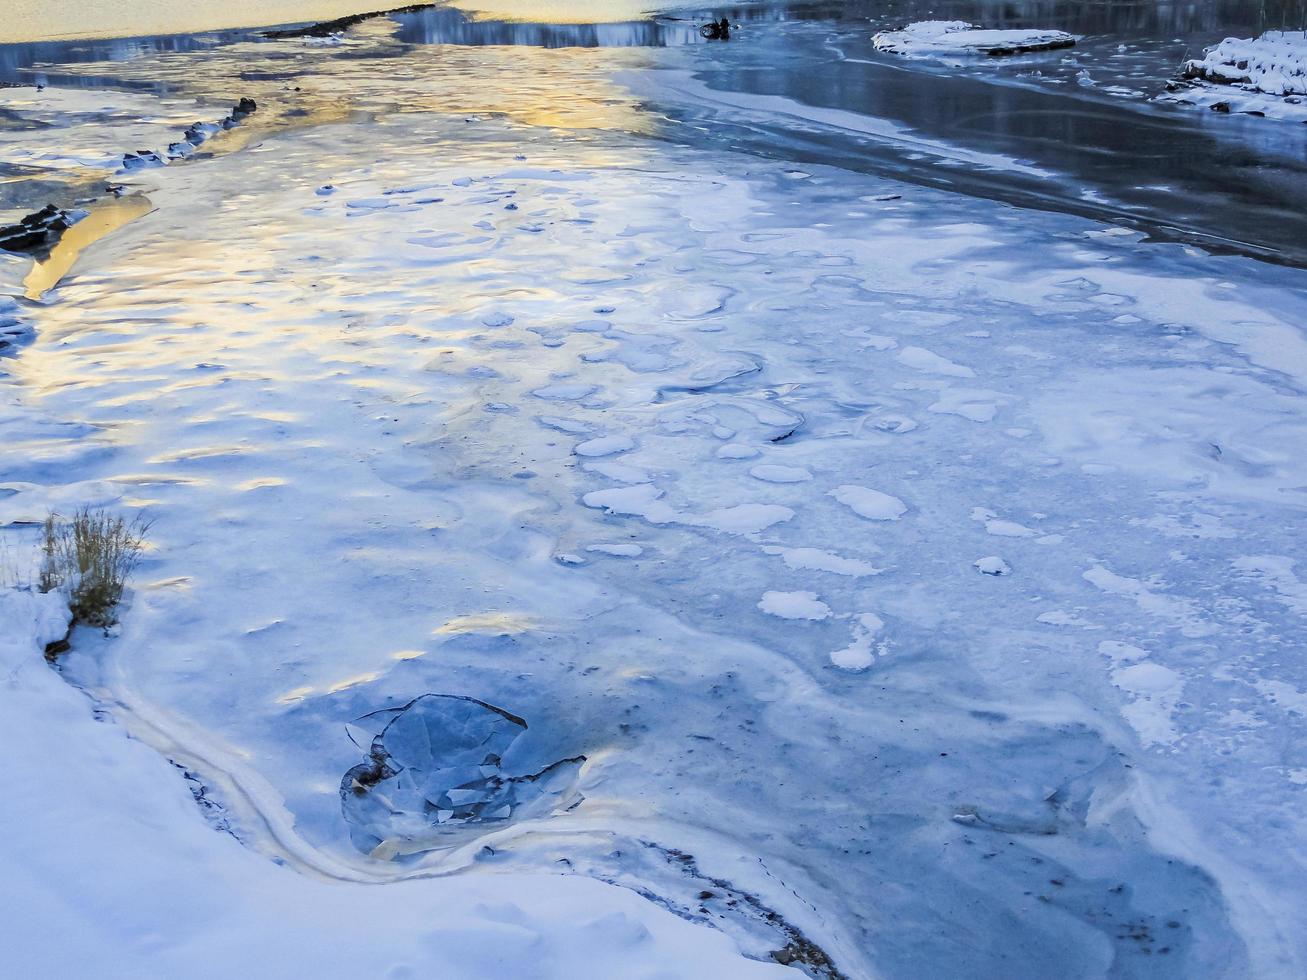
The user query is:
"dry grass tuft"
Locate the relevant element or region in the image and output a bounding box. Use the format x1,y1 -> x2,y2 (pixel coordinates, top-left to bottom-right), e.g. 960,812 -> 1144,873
40,508 -> 150,627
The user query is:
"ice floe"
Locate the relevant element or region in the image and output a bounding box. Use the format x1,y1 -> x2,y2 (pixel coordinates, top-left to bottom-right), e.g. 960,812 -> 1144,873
829,612 -> 886,670
341,694 -> 584,858
573,434 -> 634,457
873,21 -> 1077,58
829,485 -> 907,521
757,590 -> 831,620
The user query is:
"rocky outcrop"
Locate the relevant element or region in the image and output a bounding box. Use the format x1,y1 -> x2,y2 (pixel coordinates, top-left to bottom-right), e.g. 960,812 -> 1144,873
262,4 -> 435,39
0,204 -> 89,257
121,98 -> 258,171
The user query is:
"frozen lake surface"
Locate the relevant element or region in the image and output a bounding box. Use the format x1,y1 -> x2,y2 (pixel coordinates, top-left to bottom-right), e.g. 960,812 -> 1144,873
2,3 -> 1307,978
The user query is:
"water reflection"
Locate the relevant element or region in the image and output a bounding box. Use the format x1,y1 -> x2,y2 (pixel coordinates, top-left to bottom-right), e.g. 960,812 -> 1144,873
0,1 -> 859,82
393,7 -> 699,47
0,5 -> 700,86
23,195 -> 153,299
852,0 -> 1307,35
665,0 -> 1307,265
0,31 -> 245,86
11,18 -> 660,142
1,0 -> 409,45
4,0 -> 1307,266
391,2 -> 854,48
430,1 -> 659,22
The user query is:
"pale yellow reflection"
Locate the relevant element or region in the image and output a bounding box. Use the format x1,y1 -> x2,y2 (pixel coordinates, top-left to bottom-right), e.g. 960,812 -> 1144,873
2,1 -> 404,43
459,1 -> 656,23
144,575 -> 193,590
274,650 -> 428,704
236,478 -> 289,491
277,670 -> 384,703
24,196 -> 153,300
103,475 -> 209,487
434,612 -> 537,635
43,20 -> 657,138
147,446 -> 254,465
276,685 -> 316,704
120,496 -> 163,508
4,1 -> 660,44
326,671 -> 381,694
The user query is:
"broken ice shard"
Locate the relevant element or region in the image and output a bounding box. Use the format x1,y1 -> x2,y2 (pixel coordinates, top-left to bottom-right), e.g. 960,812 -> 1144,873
341,694 -> 584,857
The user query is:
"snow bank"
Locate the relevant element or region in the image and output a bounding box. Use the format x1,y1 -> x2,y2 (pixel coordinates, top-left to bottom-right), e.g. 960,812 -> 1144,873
0,588 -> 72,657
0,590 -> 791,978
1183,30 -> 1307,97
1162,30 -> 1307,121
872,20 -> 1076,58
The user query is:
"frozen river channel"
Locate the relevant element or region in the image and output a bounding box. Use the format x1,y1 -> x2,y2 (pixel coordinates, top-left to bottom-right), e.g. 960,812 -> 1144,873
2,3 -> 1306,978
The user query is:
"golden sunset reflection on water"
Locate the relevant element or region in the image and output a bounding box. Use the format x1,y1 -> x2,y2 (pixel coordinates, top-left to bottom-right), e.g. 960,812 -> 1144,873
5,11 -> 657,307
42,18 -> 659,139
24,196 -> 153,300
2,0 -> 658,43
451,1 -> 657,22
4,1 -> 398,43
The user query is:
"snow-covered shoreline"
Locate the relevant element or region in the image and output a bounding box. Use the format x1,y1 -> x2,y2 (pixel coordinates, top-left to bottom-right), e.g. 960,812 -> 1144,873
1183,30 -> 1307,97
0,587 -> 795,978
1161,29 -> 1307,120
